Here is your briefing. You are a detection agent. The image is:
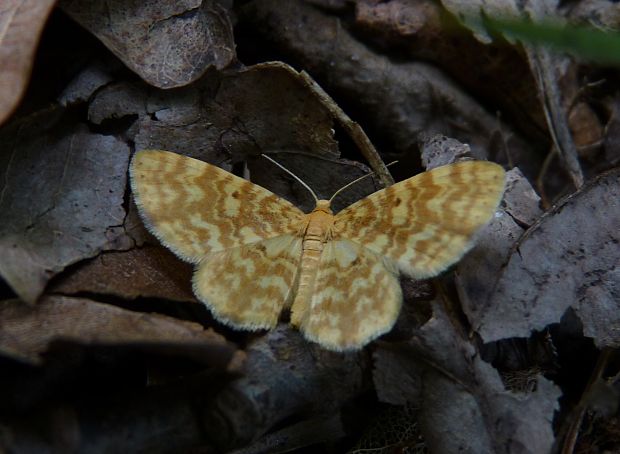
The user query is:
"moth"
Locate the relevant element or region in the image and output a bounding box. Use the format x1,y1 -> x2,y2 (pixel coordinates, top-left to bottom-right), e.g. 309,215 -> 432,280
130,150 -> 505,351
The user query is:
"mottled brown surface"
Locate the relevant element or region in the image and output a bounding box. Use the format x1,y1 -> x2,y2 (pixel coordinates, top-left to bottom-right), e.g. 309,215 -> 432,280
60,0 -> 236,88
49,246 -> 196,303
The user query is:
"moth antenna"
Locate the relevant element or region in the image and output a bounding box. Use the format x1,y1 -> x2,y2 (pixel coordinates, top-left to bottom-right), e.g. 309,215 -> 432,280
261,154 -> 319,203
329,161 -> 398,204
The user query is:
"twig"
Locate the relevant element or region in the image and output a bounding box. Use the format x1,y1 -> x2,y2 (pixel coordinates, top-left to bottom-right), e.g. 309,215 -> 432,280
298,70 -> 395,187
536,146 -> 556,210
526,47 -> 584,189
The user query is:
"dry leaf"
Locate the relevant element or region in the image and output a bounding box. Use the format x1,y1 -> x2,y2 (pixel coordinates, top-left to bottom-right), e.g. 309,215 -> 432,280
60,0 -> 236,88
57,61 -> 115,106
87,81 -> 148,125
49,246 -> 196,303
373,302 -> 560,454
0,295 -> 235,365
0,0 -> 57,126
135,63 -> 340,162
0,108 -> 132,302
86,63 -> 340,164
204,325 -> 368,449
477,168 -> 620,346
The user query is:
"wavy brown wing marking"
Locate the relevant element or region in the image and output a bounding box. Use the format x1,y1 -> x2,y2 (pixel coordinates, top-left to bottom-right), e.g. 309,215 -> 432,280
296,239 -> 402,351
130,150 -> 305,264
333,161 -> 505,279
193,235 -> 302,330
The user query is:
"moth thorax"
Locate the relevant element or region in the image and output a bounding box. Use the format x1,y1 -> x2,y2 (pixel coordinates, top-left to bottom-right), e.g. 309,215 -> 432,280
313,200 -> 333,214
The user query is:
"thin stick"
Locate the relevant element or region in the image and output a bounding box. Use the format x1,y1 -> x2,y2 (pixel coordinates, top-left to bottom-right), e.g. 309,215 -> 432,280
261,154 -> 319,202
298,70 -> 395,188
536,147 -> 555,210
527,47 -> 583,188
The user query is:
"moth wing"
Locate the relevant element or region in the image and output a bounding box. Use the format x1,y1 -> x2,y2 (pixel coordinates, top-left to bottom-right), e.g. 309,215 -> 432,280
193,234 -> 302,329
130,150 -> 305,263
296,239 -> 402,351
334,161 -> 505,278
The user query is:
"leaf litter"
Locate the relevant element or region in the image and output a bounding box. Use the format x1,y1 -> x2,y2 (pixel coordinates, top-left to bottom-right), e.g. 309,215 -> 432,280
0,0 -> 619,452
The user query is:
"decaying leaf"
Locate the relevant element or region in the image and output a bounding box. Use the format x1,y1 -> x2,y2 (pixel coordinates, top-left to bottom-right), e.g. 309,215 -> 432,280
204,325 -> 369,449
0,0 -> 57,126
60,0 -> 236,88
0,108 -> 132,303
57,60 -> 116,106
0,295 -> 236,365
373,301 -> 560,454
476,168 -> 620,347
49,246 -> 196,303
87,81 -> 147,124
141,62 -> 341,163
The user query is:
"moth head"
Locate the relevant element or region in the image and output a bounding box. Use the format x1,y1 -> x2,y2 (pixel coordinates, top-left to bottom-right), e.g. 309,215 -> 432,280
313,200 -> 333,214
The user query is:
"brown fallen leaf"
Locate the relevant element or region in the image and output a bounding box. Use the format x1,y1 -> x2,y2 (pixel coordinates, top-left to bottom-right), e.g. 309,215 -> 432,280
87,81 -> 147,124
60,0 -> 236,88
85,63 -> 340,162
0,107 -> 132,303
0,295 -> 235,365
0,0 -> 57,126
477,168 -> 620,346
134,63 -> 341,163
49,246 -> 196,303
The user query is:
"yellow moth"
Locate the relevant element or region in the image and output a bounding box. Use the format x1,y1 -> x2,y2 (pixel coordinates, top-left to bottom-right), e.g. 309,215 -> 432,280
130,150 -> 505,351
